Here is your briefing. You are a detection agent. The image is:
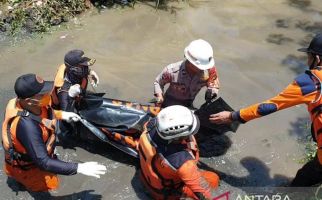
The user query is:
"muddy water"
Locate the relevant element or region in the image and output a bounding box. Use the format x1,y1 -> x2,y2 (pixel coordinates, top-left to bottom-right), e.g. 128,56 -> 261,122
0,0 -> 322,199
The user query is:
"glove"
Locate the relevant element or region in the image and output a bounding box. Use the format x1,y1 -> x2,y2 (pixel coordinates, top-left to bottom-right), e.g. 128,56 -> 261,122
89,70 -> 99,87
62,111 -> 81,123
77,162 -> 107,178
68,84 -> 81,98
205,89 -> 218,103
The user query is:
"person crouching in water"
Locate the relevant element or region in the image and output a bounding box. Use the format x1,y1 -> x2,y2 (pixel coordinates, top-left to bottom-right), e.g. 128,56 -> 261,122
51,49 -> 99,137
153,39 -> 220,108
138,105 -> 219,199
2,74 -> 106,192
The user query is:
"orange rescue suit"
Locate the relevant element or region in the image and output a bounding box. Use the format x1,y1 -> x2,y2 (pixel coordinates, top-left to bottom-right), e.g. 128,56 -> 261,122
138,125 -> 219,200
234,69 -> 322,164
2,98 -> 62,191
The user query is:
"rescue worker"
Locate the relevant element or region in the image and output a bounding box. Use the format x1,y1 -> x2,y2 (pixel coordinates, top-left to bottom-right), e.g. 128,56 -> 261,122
139,105 -> 219,199
209,34 -> 322,186
51,49 -> 99,136
2,74 -> 106,192
154,39 -> 220,108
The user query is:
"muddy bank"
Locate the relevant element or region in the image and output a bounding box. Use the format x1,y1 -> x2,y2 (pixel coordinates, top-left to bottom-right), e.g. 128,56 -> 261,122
0,0 -> 321,199
0,0 -> 172,36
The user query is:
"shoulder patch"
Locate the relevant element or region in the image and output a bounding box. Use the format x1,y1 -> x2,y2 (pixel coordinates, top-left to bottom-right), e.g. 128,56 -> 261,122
167,61 -> 183,73
294,73 -> 316,95
257,103 -> 277,116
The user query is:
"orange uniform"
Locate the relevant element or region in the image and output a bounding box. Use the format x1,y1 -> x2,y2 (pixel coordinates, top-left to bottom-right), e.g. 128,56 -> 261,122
2,98 -> 77,191
232,69 -> 322,164
231,69 -> 322,186
139,122 -> 219,200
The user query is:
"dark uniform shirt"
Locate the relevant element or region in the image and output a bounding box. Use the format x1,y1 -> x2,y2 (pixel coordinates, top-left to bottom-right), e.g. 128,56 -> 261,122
16,117 -> 78,175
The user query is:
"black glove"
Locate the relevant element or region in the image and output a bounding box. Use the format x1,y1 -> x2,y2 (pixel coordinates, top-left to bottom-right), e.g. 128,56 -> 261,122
205,89 -> 217,103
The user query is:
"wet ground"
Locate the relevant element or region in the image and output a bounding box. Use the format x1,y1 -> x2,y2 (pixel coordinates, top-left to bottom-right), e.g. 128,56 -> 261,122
0,0 -> 322,199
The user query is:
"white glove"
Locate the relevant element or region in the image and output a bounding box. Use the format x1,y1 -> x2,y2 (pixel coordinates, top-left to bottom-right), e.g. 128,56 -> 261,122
61,111 -> 81,123
89,70 -> 99,87
68,84 -> 81,98
77,162 -> 107,178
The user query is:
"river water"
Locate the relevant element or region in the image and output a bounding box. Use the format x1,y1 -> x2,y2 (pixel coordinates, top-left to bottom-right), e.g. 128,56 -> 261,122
0,0 -> 321,199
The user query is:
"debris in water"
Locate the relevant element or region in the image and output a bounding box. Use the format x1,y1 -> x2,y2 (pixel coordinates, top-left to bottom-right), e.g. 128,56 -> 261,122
276,19 -> 290,28
266,33 -> 294,45
281,54 -> 307,74
60,34 -> 68,39
288,0 -> 311,9
296,20 -> 322,34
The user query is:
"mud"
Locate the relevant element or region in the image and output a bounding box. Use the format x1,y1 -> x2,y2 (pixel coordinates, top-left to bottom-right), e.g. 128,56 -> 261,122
0,0 -> 322,199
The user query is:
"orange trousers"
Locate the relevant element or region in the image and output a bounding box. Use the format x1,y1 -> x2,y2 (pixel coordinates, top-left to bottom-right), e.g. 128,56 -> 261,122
182,171 -> 220,199
4,163 -> 59,192
143,170 -> 219,200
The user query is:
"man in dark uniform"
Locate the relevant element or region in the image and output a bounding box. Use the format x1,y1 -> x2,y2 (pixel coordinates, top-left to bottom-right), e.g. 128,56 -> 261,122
2,74 -> 106,192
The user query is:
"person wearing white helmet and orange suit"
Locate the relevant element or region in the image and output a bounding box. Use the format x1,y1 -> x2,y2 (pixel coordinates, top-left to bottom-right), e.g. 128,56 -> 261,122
154,39 -> 219,108
139,105 -> 219,200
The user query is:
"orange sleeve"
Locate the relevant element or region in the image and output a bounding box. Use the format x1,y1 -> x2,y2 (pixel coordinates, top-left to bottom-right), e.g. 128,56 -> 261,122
177,160 -> 211,199
53,110 -> 63,120
238,81 -> 316,122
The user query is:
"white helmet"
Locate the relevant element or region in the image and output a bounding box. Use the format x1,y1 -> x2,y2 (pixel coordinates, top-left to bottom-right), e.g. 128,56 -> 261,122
184,39 -> 215,70
156,105 -> 200,140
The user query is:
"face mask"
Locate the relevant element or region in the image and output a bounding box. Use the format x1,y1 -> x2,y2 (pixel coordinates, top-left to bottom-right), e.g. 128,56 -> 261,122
38,94 -> 51,107
27,94 -> 51,107
69,66 -> 89,78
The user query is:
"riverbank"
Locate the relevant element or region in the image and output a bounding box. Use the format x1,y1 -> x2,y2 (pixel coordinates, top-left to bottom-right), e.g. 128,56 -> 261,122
0,0 -> 173,37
